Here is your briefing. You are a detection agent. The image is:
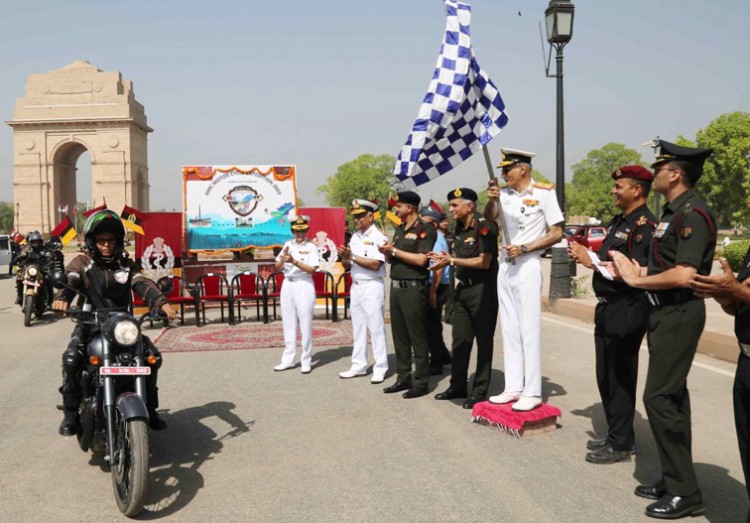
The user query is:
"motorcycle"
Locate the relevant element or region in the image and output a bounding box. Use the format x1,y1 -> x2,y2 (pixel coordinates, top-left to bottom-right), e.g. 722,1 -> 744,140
20,261 -> 50,327
52,273 -> 167,517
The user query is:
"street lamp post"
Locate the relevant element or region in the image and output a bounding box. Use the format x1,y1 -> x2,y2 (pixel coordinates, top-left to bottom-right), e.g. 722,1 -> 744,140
544,0 -> 575,299
15,202 -> 20,232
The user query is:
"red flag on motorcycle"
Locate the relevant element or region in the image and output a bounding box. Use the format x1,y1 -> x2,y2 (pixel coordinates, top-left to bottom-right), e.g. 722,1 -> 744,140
82,203 -> 108,218
120,205 -> 145,235
50,216 -> 77,246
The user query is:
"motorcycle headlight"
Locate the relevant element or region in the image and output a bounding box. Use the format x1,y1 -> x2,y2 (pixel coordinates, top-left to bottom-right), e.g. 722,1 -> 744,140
113,320 -> 140,346
27,267 -> 38,277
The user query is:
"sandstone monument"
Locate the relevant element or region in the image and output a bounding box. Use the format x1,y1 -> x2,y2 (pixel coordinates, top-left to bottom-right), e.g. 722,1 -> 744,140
6,60 -> 152,233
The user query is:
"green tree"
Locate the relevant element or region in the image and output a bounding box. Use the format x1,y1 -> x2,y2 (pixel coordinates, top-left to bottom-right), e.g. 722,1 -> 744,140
693,112 -> 750,227
566,143 -> 644,224
317,153 -> 401,209
0,202 -> 14,232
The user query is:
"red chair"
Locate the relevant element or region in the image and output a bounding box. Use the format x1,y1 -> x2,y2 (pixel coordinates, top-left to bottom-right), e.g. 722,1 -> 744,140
334,272 -> 352,321
157,275 -> 198,325
264,272 -> 285,321
196,273 -> 233,325
312,270 -> 335,320
230,271 -> 265,323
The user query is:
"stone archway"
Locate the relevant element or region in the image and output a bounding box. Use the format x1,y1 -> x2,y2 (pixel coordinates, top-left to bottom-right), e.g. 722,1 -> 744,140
6,60 -> 152,233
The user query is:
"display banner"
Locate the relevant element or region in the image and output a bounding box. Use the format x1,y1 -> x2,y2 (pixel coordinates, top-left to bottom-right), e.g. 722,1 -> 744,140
135,212 -> 183,280
183,165 -> 297,253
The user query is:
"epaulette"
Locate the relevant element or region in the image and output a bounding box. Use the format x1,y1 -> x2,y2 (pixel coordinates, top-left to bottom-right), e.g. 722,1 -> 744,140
533,182 -> 554,190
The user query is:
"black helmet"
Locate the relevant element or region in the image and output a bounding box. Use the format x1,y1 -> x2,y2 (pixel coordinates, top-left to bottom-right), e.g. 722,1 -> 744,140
83,210 -> 125,261
27,230 -> 44,251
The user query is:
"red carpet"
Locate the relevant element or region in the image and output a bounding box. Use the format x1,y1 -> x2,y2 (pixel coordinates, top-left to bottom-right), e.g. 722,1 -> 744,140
153,321 -> 353,353
471,401 -> 562,437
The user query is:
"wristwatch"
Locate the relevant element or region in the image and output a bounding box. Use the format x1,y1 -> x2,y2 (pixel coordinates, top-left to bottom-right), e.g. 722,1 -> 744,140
450,258 -> 455,267
520,244 -> 528,254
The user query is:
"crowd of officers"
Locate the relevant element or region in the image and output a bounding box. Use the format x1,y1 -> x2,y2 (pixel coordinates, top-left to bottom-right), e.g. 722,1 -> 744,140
270,140 -> 749,521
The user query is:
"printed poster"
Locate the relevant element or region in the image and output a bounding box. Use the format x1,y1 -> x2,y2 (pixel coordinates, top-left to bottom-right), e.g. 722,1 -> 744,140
183,165 -> 297,252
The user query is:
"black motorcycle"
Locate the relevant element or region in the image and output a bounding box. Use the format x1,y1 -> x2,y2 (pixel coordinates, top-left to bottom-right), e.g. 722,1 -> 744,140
52,274 -> 167,517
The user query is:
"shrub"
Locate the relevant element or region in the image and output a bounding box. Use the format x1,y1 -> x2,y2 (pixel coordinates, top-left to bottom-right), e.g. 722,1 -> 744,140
723,240 -> 750,272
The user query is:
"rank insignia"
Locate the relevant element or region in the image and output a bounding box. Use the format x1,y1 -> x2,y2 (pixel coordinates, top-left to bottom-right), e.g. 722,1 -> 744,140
680,226 -> 693,239
636,215 -> 648,226
463,237 -> 475,245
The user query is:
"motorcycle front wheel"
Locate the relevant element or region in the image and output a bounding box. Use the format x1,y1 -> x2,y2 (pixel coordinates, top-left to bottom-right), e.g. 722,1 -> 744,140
23,295 -> 33,327
111,411 -> 149,517
34,291 -> 46,318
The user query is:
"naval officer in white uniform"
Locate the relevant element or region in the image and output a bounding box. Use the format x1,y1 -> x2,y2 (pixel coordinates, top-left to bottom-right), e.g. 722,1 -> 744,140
273,215 -> 320,374
336,199 -> 390,384
484,149 -> 564,411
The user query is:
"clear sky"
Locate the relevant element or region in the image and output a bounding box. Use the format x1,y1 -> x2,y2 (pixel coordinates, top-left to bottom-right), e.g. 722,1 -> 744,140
1,0 -> 748,211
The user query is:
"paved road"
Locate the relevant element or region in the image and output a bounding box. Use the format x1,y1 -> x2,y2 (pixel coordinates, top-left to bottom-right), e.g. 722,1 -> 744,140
0,274 -> 746,522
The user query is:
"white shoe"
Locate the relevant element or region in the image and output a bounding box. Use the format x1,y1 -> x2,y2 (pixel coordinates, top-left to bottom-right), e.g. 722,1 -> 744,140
512,396 -> 542,411
339,369 -> 367,379
274,362 -> 295,372
300,364 -> 312,374
370,372 -> 386,384
488,392 -> 521,405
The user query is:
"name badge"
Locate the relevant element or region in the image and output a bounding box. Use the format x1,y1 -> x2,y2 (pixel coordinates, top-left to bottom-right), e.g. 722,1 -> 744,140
653,222 -> 670,239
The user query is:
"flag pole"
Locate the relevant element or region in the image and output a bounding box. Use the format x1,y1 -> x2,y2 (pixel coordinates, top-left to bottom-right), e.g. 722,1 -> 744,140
481,145 -> 514,264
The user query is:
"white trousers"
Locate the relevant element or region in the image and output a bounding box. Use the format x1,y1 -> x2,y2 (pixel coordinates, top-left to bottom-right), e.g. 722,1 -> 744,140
279,279 -> 315,366
349,279 -> 388,374
498,255 -> 543,397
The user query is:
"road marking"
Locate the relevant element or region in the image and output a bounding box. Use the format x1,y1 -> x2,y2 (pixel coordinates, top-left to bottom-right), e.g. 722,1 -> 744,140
542,314 -> 735,378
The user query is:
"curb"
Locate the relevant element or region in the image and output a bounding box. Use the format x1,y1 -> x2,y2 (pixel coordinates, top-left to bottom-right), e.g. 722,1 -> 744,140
543,297 -> 739,365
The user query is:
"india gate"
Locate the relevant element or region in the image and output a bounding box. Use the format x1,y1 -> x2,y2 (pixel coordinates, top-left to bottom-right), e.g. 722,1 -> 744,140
6,60 -> 152,233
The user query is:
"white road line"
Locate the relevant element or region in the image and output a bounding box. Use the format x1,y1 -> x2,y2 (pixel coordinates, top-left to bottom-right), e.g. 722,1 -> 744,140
542,314 -> 736,378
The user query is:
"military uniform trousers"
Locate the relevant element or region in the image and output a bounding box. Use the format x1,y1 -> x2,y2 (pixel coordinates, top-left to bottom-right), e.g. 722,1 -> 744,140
427,283 -> 452,366
279,277 -> 315,367
497,254 -> 543,397
645,299 -> 705,496
349,278 -> 388,375
449,281 -> 498,398
390,283 -> 430,389
734,352 -> 750,503
594,295 -> 648,451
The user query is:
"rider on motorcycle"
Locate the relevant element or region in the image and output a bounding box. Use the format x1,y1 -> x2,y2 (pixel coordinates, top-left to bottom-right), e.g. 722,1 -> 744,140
14,230 -> 48,305
52,210 -> 177,436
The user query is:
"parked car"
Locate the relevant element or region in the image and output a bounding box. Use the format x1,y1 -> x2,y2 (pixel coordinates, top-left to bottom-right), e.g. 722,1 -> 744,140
566,225 -> 608,252
0,235 -> 12,268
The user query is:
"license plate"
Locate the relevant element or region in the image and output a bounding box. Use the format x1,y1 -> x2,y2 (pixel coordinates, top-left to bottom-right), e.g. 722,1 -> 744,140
23,280 -> 40,287
100,367 -> 151,375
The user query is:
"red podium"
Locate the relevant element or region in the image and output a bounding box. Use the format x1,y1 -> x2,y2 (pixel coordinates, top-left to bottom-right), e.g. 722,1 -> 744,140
471,401 -> 561,437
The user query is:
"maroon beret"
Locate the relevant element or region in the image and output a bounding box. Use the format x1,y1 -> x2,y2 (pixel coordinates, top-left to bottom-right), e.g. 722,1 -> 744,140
611,165 -> 653,183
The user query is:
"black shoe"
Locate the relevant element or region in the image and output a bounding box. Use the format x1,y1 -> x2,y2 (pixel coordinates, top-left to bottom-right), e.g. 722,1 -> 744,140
383,381 -> 411,394
58,409 -> 79,436
15,296 -> 22,305
462,397 -> 483,409
586,437 -> 607,451
434,388 -> 468,400
148,411 -> 167,431
442,353 -> 452,365
428,365 -> 444,376
635,482 -> 667,500
585,446 -> 633,464
402,387 -> 429,399
645,493 -> 704,519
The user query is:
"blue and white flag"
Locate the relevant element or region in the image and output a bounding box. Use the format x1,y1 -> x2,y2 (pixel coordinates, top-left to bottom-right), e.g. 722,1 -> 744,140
393,0 -> 508,188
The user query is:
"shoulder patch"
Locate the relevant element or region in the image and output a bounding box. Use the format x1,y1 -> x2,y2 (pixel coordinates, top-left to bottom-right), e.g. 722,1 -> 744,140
480,227 -> 490,236
533,182 -> 554,190
680,226 -> 693,239
634,234 -> 643,244
419,230 -> 427,239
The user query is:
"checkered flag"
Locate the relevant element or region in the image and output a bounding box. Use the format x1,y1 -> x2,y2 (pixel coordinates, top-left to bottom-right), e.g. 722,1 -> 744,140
393,0 -> 508,188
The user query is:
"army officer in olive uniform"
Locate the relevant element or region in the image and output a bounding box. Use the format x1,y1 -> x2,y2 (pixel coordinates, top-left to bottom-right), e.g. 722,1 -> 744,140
429,188 -> 498,409
378,191 -> 437,399
613,140 -> 716,520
